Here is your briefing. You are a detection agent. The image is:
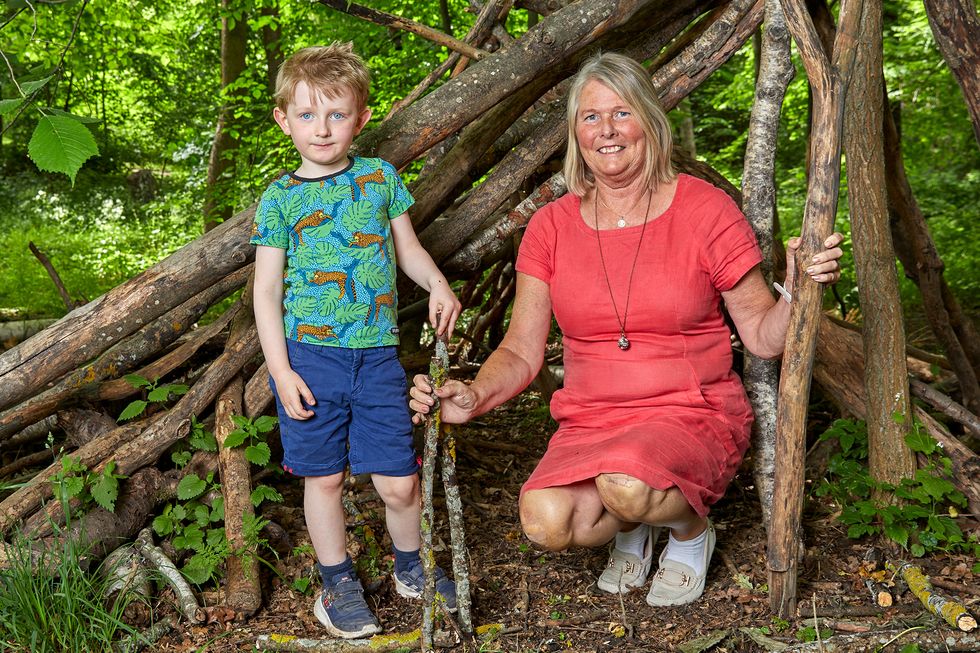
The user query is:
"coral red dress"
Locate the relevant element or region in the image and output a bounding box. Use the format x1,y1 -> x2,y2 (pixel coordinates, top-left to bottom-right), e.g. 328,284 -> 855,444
515,174 -> 762,516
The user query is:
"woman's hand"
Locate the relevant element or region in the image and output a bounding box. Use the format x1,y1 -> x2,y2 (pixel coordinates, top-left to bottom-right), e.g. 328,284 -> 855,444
409,374 -> 478,425
785,232 -> 845,290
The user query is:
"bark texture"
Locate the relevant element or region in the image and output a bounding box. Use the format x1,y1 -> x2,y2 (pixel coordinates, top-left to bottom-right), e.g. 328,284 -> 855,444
922,0 -> 980,148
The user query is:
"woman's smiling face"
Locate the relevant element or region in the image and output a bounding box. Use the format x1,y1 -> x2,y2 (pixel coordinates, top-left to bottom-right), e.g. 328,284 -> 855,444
574,79 -> 647,187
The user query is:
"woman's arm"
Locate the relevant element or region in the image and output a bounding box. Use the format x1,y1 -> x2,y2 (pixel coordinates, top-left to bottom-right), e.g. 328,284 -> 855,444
409,273 -> 553,424
723,234 -> 844,359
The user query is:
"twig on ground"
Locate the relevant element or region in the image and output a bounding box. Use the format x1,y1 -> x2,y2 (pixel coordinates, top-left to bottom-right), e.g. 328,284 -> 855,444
135,527 -> 202,623
886,561 -> 977,631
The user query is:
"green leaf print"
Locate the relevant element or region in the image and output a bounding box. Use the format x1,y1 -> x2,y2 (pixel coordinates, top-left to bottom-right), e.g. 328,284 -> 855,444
356,262 -> 389,289
301,182 -> 350,207
345,244 -> 378,262
334,303 -> 370,324
349,325 -> 381,347
341,200 -> 375,232
379,304 -> 396,325
282,192 -> 305,224
317,287 -> 341,316
286,296 -> 318,319
296,241 -> 340,269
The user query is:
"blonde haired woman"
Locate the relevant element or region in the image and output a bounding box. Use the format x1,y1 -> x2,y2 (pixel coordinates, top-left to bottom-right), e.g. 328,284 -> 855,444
410,52 -> 843,606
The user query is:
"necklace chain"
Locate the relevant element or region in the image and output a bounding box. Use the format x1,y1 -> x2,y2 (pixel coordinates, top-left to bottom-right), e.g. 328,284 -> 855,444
596,191 -> 634,228
593,188 -> 654,351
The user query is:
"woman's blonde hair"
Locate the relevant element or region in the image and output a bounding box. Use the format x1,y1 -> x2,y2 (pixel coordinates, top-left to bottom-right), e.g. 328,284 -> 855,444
563,52 -> 675,197
274,43 -> 371,112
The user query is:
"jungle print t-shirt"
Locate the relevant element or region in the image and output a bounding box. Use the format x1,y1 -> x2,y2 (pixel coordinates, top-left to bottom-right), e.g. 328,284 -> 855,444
250,156 -> 414,348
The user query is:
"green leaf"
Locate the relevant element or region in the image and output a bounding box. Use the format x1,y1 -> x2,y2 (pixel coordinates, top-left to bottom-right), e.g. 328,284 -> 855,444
905,429 -> 937,455
919,472 -> 955,500
152,514 -> 174,536
245,442 -> 271,466
334,303 -> 370,324
253,415 -> 278,433
177,474 -> 207,500
124,374 -> 151,389
118,400 -> 148,421
210,497 -> 225,522
189,427 -> 217,452
20,76 -> 54,95
884,523 -> 909,548
231,415 -> 250,428
0,98 -> 25,116
28,115 -> 100,186
63,476 -> 85,498
250,484 -> 283,507
349,325 -> 382,347
222,428 -> 248,449
171,450 -> 192,467
181,555 -> 215,584
147,386 -> 171,402
899,644 -> 922,653
341,200 -> 375,232
910,543 -> 925,557
174,523 -> 204,551
356,262 -> 389,289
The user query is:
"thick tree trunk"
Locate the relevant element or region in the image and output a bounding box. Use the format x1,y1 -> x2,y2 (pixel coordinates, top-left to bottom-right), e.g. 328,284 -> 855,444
922,0 -> 980,149
742,0 -> 795,530
260,3 -> 284,96
842,0 -> 915,487
769,0 -> 864,618
204,1 -> 249,231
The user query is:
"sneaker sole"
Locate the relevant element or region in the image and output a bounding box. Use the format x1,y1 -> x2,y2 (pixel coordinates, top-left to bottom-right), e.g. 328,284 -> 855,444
313,595 -> 381,639
393,574 -> 458,613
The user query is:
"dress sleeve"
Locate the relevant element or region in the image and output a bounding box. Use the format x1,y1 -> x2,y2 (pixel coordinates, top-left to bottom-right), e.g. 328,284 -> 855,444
699,191 -> 763,292
515,204 -> 557,283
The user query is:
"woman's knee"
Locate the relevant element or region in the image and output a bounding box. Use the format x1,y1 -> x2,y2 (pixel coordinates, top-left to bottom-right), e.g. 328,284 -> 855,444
595,473 -> 658,522
519,493 -> 573,551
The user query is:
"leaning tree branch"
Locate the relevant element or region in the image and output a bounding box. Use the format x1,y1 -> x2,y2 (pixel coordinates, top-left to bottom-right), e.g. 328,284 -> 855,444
769,0 -> 866,618
28,241 -> 81,310
316,0 -> 487,61
742,0 -> 795,531
922,0 -> 980,149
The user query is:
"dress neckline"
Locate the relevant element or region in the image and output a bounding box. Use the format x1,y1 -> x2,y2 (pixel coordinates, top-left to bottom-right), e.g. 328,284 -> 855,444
574,174 -> 687,236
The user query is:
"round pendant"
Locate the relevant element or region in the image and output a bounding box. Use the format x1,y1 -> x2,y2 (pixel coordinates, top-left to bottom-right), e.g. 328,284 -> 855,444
618,335 -> 630,351
616,217 -> 627,228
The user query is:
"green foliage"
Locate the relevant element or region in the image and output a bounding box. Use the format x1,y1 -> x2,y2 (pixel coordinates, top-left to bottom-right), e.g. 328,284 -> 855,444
26,114 -> 100,186
223,414 -> 278,468
118,373 -> 189,421
814,418 -> 976,557
50,456 -> 125,513
0,527 -> 144,652
795,625 -> 833,643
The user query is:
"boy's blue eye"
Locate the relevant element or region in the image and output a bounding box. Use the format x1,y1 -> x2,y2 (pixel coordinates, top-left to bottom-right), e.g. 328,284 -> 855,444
300,112 -> 314,120
330,112 -> 346,120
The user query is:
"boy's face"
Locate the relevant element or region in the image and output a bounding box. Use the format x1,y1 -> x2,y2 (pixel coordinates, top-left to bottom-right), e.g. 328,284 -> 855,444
273,81 -> 371,178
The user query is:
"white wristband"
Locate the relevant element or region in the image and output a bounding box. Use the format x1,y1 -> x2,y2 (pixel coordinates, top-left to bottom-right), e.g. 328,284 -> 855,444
773,281 -> 792,304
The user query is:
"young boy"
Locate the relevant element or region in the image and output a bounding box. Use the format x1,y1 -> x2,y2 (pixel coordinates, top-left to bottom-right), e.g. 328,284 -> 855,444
250,43 -> 462,639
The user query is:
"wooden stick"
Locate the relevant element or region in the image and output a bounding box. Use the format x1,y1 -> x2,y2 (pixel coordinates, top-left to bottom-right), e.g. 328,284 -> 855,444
316,0 -> 486,61
909,378 -> 980,437
419,343 -> 443,651
135,527 -> 202,623
437,335 -> 474,637
28,241 -> 81,310
254,623 -> 509,652
887,561 -> 977,631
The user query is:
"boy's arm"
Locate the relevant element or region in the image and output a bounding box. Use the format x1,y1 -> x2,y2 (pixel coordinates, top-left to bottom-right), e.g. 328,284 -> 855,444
253,246 -> 315,419
389,213 -> 462,337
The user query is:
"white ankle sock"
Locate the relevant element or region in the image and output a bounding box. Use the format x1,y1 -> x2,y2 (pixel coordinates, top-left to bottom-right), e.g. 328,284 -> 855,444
614,524 -> 649,558
663,527 -> 708,575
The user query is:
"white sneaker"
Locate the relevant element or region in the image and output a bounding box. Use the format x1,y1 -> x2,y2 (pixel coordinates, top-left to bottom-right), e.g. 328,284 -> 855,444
596,524 -> 659,594
646,520 -> 716,607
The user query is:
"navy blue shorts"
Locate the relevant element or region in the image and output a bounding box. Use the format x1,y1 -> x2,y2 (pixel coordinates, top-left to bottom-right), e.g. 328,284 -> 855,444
271,340 -> 418,477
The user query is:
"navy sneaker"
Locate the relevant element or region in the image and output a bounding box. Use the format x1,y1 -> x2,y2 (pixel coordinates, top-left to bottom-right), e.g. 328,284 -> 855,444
313,571 -> 381,639
393,560 -> 458,612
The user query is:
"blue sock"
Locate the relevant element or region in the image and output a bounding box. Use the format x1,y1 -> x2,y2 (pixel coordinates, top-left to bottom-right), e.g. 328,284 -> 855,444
317,556 -> 354,586
393,546 -> 421,574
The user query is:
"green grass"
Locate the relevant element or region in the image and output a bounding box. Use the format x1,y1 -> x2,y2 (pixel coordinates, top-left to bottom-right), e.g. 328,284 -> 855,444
0,525 -> 147,652
0,169 -> 202,319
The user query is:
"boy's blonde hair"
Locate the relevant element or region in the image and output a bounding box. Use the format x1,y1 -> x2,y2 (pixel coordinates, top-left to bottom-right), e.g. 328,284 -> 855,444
564,52 -> 675,197
274,43 -> 371,111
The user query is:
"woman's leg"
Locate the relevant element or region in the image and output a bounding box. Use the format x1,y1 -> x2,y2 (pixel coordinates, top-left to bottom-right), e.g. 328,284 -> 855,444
595,473 -> 706,538
519,479 -> 624,550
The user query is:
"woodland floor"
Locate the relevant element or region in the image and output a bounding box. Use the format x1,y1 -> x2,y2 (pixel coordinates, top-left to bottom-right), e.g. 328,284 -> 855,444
139,391 -> 977,653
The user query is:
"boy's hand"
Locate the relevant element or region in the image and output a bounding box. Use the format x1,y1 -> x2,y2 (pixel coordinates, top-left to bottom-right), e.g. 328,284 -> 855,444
272,369 -> 316,420
429,281 -> 462,338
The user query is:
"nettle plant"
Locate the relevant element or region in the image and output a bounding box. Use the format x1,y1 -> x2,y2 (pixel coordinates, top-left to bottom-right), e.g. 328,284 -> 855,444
51,456 -> 125,513
153,415 -> 283,584
118,373 -> 189,421
815,417 -> 978,560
